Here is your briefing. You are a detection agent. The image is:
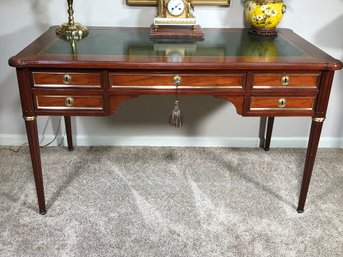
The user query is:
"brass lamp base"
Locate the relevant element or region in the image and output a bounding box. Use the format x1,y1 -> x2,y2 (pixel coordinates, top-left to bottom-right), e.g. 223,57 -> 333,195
56,23 -> 89,41
56,0 -> 89,41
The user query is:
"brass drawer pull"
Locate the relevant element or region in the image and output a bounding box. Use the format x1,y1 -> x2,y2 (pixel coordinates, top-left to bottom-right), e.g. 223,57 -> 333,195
172,75 -> 182,86
278,98 -> 287,108
62,74 -> 72,84
280,75 -> 290,86
64,96 -> 74,107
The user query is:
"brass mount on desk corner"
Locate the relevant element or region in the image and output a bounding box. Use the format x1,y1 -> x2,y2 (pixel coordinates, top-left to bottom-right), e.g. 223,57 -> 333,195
56,0 -> 89,41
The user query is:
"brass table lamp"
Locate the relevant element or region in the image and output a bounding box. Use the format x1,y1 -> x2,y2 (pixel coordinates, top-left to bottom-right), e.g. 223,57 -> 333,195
56,0 -> 89,40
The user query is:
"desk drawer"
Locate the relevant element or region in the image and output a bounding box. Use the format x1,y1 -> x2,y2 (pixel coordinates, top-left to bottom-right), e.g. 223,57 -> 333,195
253,73 -> 320,89
110,73 -> 245,89
35,95 -> 104,110
33,72 -> 102,88
249,97 -> 315,111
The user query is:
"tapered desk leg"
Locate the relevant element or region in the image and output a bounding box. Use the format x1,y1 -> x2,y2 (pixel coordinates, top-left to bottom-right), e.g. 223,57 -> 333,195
259,117 -> 275,151
24,116 -> 47,215
259,117 -> 267,148
264,117 -> 275,151
297,118 -> 324,213
64,116 -> 74,151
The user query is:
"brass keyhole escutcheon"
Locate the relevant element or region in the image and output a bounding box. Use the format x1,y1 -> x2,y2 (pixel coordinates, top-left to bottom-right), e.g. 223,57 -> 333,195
278,98 -> 287,108
173,75 -> 182,86
280,75 -> 290,86
64,96 -> 74,107
63,74 -> 72,84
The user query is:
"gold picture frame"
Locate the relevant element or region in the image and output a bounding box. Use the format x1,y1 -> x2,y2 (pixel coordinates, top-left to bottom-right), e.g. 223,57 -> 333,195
126,0 -> 230,6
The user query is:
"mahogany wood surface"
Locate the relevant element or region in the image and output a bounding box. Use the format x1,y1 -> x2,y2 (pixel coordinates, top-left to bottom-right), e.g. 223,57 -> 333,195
297,119 -> 324,213
263,117 -> 275,151
35,95 -> 104,109
253,74 -> 319,87
64,116 -> 74,151
24,119 -> 46,215
8,27 -> 343,214
111,73 -> 245,87
33,72 -> 102,88
249,97 -> 315,109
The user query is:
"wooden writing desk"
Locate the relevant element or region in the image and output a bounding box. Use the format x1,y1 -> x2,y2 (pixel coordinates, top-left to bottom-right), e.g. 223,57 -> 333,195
9,27 -> 342,214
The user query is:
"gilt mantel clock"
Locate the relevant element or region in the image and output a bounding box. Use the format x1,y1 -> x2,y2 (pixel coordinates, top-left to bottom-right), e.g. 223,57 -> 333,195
150,0 -> 204,39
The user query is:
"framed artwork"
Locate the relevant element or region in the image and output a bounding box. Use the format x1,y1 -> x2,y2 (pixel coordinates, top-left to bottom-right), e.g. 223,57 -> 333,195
126,0 -> 230,6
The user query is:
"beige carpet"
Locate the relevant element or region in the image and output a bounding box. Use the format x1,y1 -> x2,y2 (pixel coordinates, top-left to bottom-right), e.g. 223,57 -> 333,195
0,146 -> 342,257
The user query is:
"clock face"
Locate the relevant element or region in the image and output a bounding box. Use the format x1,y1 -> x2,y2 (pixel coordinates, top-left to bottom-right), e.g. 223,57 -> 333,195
167,0 -> 185,17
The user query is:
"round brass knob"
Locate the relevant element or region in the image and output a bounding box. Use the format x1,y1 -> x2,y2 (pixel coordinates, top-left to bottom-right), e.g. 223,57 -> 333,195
64,96 -> 74,107
63,74 -> 72,84
172,75 -> 182,86
278,98 -> 287,108
280,75 -> 290,86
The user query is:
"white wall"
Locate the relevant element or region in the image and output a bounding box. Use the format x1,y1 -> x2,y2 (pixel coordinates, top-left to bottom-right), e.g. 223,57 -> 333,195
1,0 -> 343,148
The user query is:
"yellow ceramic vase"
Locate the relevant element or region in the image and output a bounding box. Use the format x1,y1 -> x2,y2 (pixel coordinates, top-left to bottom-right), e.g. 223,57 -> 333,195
245,0 -> 286,36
